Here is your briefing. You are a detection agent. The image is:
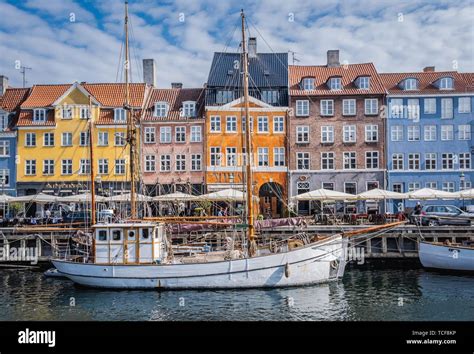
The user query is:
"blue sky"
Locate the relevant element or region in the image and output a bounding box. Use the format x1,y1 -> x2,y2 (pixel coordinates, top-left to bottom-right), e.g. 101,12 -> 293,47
0,0 -> 472,88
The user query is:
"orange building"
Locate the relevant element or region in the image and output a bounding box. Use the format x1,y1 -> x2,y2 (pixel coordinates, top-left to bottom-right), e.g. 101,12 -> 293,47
205,96 -> 289,217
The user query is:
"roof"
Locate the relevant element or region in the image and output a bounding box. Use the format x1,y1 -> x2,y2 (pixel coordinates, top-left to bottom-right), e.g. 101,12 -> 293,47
380,71 -> 473,95
142,88 -> 205,121
207,52 -> 288,88
17,110 -> 55,127
289,63 -> 386,96
0,88 -> 31,112
21,84 -> 70,108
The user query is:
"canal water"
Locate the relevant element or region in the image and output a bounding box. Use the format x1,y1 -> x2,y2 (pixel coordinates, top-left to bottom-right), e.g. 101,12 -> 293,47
0,267 -> 473,321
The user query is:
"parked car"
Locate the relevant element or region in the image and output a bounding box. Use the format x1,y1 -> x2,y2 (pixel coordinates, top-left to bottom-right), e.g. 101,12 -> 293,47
416,205 -> 473,226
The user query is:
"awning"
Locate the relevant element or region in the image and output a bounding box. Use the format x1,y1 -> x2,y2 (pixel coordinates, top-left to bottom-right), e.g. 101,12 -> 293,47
357,188 -> 407,200
197,188 -> 246,201
105,193 -> 152,202
11,193 -> 63,203
407,188 -> 457,200
60,193 -> 107,203
293,188 -> 356,201
152,192 -> 197,202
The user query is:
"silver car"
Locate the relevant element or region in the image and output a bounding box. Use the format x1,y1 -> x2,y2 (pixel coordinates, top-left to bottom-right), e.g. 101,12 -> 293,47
420,205 -> 473,226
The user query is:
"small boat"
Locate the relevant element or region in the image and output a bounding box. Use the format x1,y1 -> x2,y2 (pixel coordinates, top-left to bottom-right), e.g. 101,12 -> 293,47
419,240 -> 474,272
44,268 -> 67,278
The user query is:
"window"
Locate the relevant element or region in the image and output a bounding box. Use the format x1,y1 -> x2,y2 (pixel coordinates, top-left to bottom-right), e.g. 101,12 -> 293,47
160,155 -> 171,171
461,181 -> 472,191
329,77 -> 342,90
321,152 -> 334,170
391,126 -> 403,141
0,113 -> 8,130
343,125 -> 356,143
302,78 -> 315,90
33,109 -> 46,122
426,182 -> 437,189
442,182 -> 455,192
114,108 -> 126,122
322,182 -> 334,190
273,116 -> 284,133
112,230 -> 122,241
61,105 -> 72,119
390,99 -> 403,118
321,126 -> 334,143
226,147 -> 237,166
459,153 -> 471,170
407,98 -> 420,120
407,126 -> 420,141
216,90 -> 233,104
459,125 -> 471,140
25,133 -> 36,147
176,154 -> 186,171
320,100 -> 334,116
364,99 -> 378,115
210,147 -> 221,166
160,127 -> 172,143
392,154 -> 404,170
0,141 -> 9,157
79,159 -> 90,174
154,102 -> 169,117
296,126 -> 309,143
424,98 -> 436,114
262,90 -> 279,104
61,132 -> 72,146
424,125 -> 436,141
79,106 -> 90,119
115,159 -> 125,175
98,132 -> 108,146
190,126 -> 202,142
43,160 -> 54,175
274,147 -> 285,166
441,98 -> 453,119
25,160 -> 36,175
80,131 -> 89,146
114,132 -> 125,146
459,97 -> 471,113
43,133 -> 54,147
241,116 -> 253,132
425,153 -> 437,170
441,153 -> 454,170
342,99 -> 356,115
191,154 -> 202,171
98,159 -> 109,174
296,100 -> 309,116
366,151 -> 379,169
345,182 -> 357,195
441,125 -> 454,140
297,152 -> 310,170
358,76 -> 370,89
343,152 -> 356,169
404,78 -> 418,90
365,125 -> 378,142
257,116 -> 269,133
175,126 -> 186,143
226,116 -> 237,133
258,147 -> 269,166
182,101 -> 196,117
392,183 -> 403,193
439,77 -> 454,90
408,153 -> 420,170
145,155 -> 156,172
144,127 -> 156,143
297,181 -> 310,195
408,182 -> 420,192
61,159 -> 73,175
210,116 -> 221,132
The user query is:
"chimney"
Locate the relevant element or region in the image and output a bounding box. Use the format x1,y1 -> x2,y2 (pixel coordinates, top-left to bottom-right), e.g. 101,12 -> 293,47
423,66 -> 435,72
171,82 -> 183,89
248,37 -> 257,58
142,59 -> 156,87
0,76 -> 8,95
327,50 -> 340,67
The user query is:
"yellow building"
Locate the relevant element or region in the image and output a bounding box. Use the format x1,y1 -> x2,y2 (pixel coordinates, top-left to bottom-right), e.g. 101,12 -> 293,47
17,82 -> 146,197
205,96 -> 289,217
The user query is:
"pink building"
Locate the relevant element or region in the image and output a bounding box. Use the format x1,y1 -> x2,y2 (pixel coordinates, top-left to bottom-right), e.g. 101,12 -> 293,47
141,86 -> 205,195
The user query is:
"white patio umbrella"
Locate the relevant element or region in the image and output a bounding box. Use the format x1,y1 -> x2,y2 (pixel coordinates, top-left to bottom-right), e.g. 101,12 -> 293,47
408,188 -> 457,200
294,188 -> 356,201
11,193 -> 63,203
60,193 -> 107,203
0,194 -> 13,203
152,192 -> 197,202
198,188 -> 246,201
106,193 -> 152,202
357,188 -> 407,200
458,188 -> 474,199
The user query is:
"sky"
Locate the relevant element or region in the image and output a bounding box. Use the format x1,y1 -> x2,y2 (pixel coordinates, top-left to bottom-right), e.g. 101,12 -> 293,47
0,0 -> 473,89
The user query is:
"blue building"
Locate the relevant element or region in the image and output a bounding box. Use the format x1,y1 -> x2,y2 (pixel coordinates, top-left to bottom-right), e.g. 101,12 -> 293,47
0,81 -> 31,197
381,69 -> 473,210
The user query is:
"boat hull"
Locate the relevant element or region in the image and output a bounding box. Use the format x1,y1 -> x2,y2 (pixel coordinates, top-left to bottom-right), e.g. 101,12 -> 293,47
52,235 -> 346,289
419,241 -> 474,272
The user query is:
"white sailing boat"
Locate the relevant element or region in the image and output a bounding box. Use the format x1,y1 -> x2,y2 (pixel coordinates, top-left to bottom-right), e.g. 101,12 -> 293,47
419,240 -> 474,272
52,6 -> 402,289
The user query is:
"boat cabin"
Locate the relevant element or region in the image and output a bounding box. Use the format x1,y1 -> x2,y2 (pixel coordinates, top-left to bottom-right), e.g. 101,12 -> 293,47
93,222 -> 168,264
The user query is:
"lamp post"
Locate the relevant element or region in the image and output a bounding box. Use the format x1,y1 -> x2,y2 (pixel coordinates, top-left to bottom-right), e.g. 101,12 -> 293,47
460,172 -> 465,209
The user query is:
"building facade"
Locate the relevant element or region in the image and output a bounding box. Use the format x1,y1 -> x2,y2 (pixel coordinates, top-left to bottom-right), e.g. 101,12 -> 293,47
141,86 -> 206,195
382,68 -> 474,210
288,51 -> 387,214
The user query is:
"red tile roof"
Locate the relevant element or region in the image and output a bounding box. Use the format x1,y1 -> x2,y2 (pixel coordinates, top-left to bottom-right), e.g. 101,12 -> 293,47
21,84 -> 70,108
84,83 -> 146,107
289,63 -> 386,96
142,88 -> 205,121
0,88 -> 31,112
380,71 -> 473,94
17,110 -> 56,127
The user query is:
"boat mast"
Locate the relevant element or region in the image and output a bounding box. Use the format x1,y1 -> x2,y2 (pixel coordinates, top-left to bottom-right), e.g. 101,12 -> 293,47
241,10 -> 256,256
88,95 -> 96,225
124,0 -> 137,219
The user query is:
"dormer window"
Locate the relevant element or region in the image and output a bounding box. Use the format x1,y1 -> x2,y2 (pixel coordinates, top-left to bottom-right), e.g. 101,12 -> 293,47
182,101 -> 196,117
439,77 -> 454,90
403,78 -> 418,90
357,76 -> 370,89
328,77 -> 342,90
154,102 -> 169,118
216,90 -> 234,104
114,108 -> 126,122
33,109 -> 46,122
301,78 -> 315,90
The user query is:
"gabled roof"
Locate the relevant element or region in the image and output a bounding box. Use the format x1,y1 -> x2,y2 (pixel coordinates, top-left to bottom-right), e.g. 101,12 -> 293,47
142,88 -> 205,121
207,52 -> 288,88
21,84 -> 70,108
0,88 -> 30,112
289,63 -> 386,96
380,71 -> 473,94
